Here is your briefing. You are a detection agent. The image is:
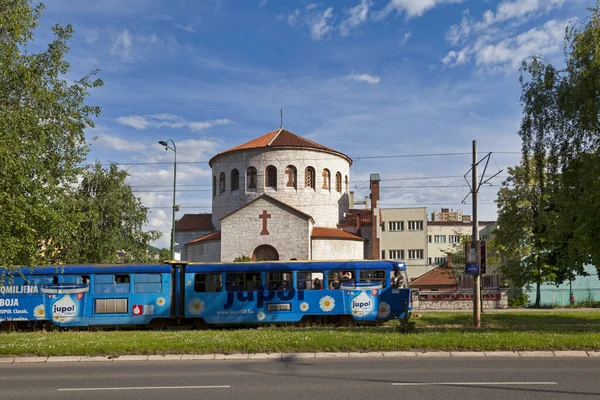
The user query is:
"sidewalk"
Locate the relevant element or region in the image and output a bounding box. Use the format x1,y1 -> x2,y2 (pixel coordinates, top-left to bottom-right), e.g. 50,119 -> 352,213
1,350 -> 598,364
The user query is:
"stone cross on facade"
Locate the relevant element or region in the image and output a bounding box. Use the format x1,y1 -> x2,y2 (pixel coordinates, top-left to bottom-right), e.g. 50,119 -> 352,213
259,210 -> 271,235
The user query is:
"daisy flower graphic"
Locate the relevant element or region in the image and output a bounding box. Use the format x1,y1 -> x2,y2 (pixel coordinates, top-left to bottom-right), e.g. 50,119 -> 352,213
187,298 -> 205,315
299,302 -> 309,312
319,296 -> 335,312
33,305 -> 45,319
257,311 -> 266,321
156,297 -> 166,307
378,302 -> 391,319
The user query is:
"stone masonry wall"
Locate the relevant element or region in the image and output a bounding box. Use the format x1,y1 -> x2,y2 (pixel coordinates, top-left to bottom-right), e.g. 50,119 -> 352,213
182,240 -> 221,262
220,196 -> 311,261
412,290 -> 509,310
311,239 -> 364,260
210,148 -> 351,230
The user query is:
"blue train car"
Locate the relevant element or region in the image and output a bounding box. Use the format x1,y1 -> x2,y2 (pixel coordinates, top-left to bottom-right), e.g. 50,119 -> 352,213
183,260 -> 410,326
0,264 -> 174,329
0,260 -> 411,329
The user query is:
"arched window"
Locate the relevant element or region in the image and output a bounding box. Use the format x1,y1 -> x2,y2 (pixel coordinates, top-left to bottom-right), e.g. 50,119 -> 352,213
285,165 -> 297,188
335,172 -> 342,193
322,169 -> 330,190
247,167 -> 257,189
305,167 -> 315,189
345,175 -> 349,194
231,169 -> 239,191
266,166 -> 277,189
219,172 -> 226,194
212,176 -> 216,198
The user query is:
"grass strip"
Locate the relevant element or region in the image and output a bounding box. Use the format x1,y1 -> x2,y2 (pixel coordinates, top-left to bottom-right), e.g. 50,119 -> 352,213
0,311 -> 599,357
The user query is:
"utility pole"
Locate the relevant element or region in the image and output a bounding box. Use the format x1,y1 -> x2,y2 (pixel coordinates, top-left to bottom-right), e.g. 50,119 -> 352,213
472,140 -> 481,328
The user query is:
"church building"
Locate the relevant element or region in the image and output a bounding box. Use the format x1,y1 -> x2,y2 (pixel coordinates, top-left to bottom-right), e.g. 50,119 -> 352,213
177,128 -> 381,262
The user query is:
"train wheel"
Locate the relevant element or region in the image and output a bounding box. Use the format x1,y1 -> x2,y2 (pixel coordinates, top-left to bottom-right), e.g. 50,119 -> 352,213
340,315 -> 356,327
193,319 -> 208,330
149,319 -> 167,331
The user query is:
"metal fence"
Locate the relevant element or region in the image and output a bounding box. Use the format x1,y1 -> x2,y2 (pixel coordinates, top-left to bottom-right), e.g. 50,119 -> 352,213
457,274 -> 505,290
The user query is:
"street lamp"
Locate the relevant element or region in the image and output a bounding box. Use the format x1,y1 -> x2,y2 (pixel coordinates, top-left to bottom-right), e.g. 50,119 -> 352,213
159,139 -> 177,260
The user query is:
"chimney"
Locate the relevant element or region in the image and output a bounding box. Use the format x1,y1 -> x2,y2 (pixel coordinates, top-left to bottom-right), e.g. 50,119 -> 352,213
370,173 -> 381,260
349,191 -> 355,208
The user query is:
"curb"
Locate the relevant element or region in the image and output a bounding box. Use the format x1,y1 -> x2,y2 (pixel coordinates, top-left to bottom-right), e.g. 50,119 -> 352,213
0,351 -> 598,364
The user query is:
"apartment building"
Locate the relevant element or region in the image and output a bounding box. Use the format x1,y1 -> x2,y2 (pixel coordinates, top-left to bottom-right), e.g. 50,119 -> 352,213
380,207 -> 429,279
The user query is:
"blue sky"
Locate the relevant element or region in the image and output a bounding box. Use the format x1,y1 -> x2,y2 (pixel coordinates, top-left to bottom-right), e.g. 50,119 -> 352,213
34,0 -> 588,248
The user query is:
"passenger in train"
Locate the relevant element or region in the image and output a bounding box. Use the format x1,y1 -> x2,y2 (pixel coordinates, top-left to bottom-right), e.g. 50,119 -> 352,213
341,271 -> 352,281
313,277 -> 322,290
391,271 -> 405,289
329,276 -> 340,290
215,279 -> 222,292
279,281 -> 289,291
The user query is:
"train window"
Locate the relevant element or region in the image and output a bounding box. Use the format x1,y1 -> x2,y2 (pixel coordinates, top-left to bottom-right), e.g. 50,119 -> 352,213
359,270 -> 387,288
52,275 -> 59,284
28,276 -> 55,285
194,273 -> 222,292
94,274 -> 130,294
81,275 -> 90,284
226,272 -> 261,292
327,271 -> 353,290
296,271 -> 324,290
266,271 -> 293,291
134,274 -> 162,293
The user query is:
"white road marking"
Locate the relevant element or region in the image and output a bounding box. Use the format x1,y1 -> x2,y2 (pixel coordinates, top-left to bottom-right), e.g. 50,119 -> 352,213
58,385 -> 231,391
392,382 -> 557,386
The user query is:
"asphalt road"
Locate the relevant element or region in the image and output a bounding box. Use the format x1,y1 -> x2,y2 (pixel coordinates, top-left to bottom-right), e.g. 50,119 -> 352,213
1,356 -> 599,400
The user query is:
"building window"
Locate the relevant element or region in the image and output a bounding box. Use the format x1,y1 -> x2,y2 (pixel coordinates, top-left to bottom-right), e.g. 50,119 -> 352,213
247,167 -> 257,189
389,250 -> 404,260
285,165 -> 297,188
408,249 -> 424,259
345,175 -> 348,194
428,235 -> 432,243
335,172 -> 342,192
231,169 -> 239,191
305,167 -> 315,189
219,172 -> 226,194
265,166 -> 277,189
381,250 -> 386,259
428,257 -> 432,265
407,220 -> 423,230
481,235 -> 488,241
322,169 -> 330,189
434,257 -> 447,265
212,176 -> 216,198
434,235 -> 446,243
449,235 -> 461,243
388,221 -> 403,231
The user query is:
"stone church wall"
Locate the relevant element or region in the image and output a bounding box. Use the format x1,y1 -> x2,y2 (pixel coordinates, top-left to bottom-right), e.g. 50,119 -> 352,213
211,148 -> 351,230
182,240 -> 221,262
311,239 -> 364,260
220,197 -> 311,261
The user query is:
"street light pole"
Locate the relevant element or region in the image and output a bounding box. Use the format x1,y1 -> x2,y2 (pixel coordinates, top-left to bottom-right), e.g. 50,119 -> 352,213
159,139 -> 177,260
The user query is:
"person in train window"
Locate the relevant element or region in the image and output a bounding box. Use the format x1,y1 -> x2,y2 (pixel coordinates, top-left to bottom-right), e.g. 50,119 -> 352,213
341,271 -> 352,281
215,280 -> 222,292
391,271 -> 405,289
329,277 -> 340,290
313,277 -> 322,290
279,281 -> 289,291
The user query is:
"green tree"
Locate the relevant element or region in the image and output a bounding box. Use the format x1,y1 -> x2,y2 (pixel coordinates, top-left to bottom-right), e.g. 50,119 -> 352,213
518,4 -> 600,277
62,162 -> 161,264
0,1 -> 102,270
495,159 -> 558,307
158,248 -> 170,262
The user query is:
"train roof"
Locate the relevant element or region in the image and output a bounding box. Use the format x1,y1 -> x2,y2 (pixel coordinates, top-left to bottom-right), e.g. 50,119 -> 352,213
184,260 -> 406,273
2,264 -> 172,275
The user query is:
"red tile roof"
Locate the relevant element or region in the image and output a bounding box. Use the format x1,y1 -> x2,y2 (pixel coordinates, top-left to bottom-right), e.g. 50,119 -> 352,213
175,214 -> 214,231
311,227 -> 365,241
209,128 -> 352,166
410,266 -> 457,290
338,209 -> 373,226
185,231 -> 221,246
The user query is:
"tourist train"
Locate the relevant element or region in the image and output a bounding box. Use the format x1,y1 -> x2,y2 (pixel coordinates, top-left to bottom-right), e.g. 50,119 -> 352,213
0,260 -> 411,330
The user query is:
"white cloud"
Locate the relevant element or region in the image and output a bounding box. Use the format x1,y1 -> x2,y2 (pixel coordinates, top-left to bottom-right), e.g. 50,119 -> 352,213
401,31 -> 412,45
117,114 -> 234,132
284,9 -> 301,26
340,0 -> 372,36
176,24 -> 196,33
95,135 -> 147,152
376,0 -> 464,20
346,73 -> 381,84
259,0 -> 268,7
443,18 -> 572,71
310,7 -> 335,40
110,29 -> 133,62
